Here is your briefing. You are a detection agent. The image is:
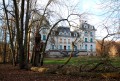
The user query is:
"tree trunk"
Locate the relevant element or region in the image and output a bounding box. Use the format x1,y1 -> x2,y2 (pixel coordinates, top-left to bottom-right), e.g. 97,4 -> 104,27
32,46 -> 41,66
3,0 -> 16,65
27,31 -> 30,63
18,45 -> 26,69
40,43 -> 44,66
40,53 -> 44,66
3,27 -> 6,64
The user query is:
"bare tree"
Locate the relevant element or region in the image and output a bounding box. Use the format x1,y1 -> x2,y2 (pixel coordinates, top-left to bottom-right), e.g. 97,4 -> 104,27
96,24 -> 118,57
29,0 -> 86,67
100,0 -> 120,37
2,0 -> 16,65
1,0 -> 86,69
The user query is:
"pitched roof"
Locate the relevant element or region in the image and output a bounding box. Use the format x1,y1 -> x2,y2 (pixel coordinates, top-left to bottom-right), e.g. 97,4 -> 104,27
57,26 -> 70,33
81,22 -> 96,31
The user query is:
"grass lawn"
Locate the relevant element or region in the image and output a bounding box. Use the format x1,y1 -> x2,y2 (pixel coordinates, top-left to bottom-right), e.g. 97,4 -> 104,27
44,56 -> 120,67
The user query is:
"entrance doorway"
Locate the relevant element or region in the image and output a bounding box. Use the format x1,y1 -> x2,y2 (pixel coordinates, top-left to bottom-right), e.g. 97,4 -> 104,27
64,46 -> 66,50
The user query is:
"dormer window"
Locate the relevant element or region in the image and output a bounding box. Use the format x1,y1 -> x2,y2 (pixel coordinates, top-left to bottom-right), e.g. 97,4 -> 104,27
64,32 -> 66,35
59,32 -> 62,35
91,26 -> 93,29
42,29 -> 46,34
84,25 -> 88,29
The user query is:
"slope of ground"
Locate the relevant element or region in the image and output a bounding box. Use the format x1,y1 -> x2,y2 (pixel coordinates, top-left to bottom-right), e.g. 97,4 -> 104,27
0,64 -> 120,81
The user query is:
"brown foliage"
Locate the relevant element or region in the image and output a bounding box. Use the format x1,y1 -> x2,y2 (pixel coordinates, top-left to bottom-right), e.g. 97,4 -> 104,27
96,40 -> 120,57
0,64 -> 120,81
0,43 -> 12,62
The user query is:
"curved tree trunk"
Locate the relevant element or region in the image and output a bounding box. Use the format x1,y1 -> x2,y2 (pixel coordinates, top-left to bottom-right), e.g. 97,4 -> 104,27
57,42 -> 75,69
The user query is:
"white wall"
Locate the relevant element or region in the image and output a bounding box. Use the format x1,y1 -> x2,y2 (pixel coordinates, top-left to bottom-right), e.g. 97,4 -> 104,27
39,26 -> 96,52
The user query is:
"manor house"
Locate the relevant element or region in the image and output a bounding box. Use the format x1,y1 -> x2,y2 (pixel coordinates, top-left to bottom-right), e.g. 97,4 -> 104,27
39,22 -> 96,56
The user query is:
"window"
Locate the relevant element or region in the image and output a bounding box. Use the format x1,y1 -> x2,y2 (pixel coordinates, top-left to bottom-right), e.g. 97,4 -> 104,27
90,38 -> 93,42
59,32 -> 62,35
43,35 -> 46,40
90,32 -> 93,36
68,39 -> 70,44
75,46 -> 77,51
69,33 -> 71,36
42,29 -> 46,34
90,45 -> 93,51
59,38 -> 62,43
68,46 -> 70,50
52,32 -> 55,35
85,44 -> 87,50
85,31 -> 87,36
64,39 -> 66,44
74,33 -> 77,37
84,26 -> 87,28
74,33 -> 76,37
85,38 -> 87,42
80,45 -> 81,49
52,45 -> 54,50
64,32 -> 66,35
51,38 -> 55,43
60,45 -> 62,50
84,25 -> 88,28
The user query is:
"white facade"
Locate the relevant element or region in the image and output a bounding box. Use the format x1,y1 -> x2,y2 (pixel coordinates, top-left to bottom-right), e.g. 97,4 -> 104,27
40,22 -> 96,52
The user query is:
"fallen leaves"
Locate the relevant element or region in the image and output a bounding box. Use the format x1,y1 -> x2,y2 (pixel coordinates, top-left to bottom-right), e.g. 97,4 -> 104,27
30,67 -> 49,73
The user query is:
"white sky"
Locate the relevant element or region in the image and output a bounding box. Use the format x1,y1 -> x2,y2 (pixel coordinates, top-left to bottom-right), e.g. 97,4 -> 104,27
77,0 -> 109,39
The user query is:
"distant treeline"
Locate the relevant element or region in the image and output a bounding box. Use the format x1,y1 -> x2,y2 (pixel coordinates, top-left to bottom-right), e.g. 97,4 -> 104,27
96,40 -> 120,57
0,40 -> 120,63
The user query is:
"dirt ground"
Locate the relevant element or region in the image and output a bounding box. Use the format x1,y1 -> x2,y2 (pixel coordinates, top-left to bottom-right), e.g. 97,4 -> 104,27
0,64 -> 120,81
